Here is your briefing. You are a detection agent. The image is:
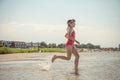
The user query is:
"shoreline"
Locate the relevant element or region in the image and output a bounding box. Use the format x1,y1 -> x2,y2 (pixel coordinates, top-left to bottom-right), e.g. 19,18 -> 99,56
0,51 -> 119,62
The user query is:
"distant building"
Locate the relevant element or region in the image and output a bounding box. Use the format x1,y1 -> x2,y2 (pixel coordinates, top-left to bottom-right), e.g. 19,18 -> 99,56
0,40 -> 27,48
26,42 -> 41,48
11,41 -> 27,48
0,40 -> 41,49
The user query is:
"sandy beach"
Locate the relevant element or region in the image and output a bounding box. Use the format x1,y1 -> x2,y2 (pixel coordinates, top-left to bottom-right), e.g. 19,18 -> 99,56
0,51 -> 120,80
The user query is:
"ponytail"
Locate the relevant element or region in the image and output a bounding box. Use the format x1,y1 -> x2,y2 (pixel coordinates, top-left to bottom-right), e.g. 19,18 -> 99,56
66,25 -> 70,31
66,19 -> 75,31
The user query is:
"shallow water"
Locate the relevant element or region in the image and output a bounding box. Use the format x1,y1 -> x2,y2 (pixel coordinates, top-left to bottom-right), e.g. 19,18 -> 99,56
0,51 -> 120,80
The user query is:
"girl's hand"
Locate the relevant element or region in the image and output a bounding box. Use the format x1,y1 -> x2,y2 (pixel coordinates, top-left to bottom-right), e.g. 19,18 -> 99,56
65,33 -> 69,39
76,40 -> 80,45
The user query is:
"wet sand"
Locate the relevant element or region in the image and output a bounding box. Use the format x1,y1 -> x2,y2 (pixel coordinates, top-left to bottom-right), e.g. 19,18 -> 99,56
0,51 -> 120,80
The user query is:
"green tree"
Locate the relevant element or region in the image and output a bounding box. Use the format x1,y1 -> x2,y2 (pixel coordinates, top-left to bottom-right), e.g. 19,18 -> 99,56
40,41 -> 47,48
95,45 -> 101,49
0,41 -> 3,47
57,43 -> 65,48
86,43 -> 94,49
48,43 -> 56,48
80,44 -> 87,48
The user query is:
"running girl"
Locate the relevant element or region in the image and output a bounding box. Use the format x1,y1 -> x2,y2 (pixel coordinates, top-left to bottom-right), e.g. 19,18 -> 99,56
51,19 -> 80,74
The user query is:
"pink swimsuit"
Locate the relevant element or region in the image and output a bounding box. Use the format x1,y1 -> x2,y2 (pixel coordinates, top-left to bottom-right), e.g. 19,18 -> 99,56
66,31 -> 75,46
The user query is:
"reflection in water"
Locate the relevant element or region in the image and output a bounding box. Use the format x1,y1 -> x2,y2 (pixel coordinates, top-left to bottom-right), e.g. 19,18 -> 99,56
65,74 -> 80,80
51,71 -> 81,80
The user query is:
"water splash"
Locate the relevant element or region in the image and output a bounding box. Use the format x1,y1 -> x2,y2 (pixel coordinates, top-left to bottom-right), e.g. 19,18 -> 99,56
38,62 -> 51,71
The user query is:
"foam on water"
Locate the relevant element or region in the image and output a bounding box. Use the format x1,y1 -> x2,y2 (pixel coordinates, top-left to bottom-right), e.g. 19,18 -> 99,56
38,61 -> 52,71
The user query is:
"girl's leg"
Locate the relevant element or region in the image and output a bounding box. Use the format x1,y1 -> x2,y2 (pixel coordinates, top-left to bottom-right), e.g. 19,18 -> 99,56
51,45 -> 72,62
72,46 -> 80,74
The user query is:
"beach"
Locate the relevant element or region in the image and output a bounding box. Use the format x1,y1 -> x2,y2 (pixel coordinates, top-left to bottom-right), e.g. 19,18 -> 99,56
0,51 -> 120,80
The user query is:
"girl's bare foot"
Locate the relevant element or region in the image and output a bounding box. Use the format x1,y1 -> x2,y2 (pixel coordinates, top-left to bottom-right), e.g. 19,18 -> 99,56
75,72 -> 79,75
51,55 -> 56,63
75,68 -> 79,75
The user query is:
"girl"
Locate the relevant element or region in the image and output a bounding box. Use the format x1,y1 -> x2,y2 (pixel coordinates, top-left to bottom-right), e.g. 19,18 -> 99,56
51,19 -> 80,75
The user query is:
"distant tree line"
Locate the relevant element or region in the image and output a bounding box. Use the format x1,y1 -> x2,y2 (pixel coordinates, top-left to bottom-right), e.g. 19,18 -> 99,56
0,40 -> 101,49
75,43 -> 101,49
40,41 -> 65,48
40,42 -> 101,49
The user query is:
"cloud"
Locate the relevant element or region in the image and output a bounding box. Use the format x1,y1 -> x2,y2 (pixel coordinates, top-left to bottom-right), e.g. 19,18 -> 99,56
0,22 -> 66,43
76,25 -> 120,47
0,22 -> 120,47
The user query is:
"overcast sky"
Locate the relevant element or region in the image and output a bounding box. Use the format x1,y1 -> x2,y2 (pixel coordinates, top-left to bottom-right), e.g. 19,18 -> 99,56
0,0 -> 120,48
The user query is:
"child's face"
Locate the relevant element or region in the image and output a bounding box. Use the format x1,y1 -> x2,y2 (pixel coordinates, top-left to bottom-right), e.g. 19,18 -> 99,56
69,22 -> 76,28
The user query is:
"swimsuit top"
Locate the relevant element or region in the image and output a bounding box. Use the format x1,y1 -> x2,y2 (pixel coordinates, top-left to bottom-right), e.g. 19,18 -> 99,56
66,29 -> 75,46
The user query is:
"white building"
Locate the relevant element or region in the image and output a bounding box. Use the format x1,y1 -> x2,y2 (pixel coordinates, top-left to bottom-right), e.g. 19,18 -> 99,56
0,40 -> 41,48
26,42 -> 41,48
0,40 -> 27,48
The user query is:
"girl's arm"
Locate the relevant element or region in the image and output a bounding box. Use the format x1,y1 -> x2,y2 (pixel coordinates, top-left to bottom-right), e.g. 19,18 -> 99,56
65,33 -> 69,39
65,29 -> 80,44
69,36 -> 80,44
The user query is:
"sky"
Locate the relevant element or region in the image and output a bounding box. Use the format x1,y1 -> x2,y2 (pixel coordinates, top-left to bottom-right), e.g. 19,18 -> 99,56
0,0 -> 120,48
